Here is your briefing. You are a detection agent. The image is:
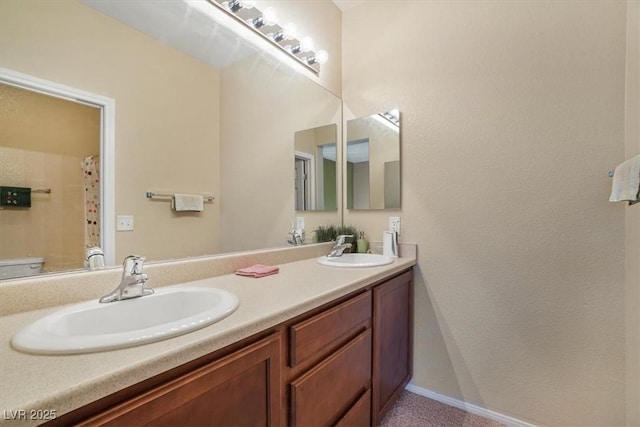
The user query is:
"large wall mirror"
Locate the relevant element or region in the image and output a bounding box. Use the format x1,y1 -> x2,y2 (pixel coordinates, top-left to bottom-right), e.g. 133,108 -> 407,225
346,110 -> 401,210
0,0 -> 341,279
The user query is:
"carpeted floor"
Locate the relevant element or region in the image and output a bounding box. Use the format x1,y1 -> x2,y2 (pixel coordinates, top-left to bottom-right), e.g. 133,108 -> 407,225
379,391 -> 507,427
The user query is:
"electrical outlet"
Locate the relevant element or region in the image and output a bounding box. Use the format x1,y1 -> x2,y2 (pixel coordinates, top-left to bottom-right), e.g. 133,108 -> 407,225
389,216 -> 401,235
117,215 -> 134,231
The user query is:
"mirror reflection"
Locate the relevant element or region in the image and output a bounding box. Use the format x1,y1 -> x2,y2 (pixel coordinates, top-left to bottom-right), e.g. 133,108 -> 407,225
0,83 -> 101,277
346,110 -> 401,210
294,124 -> 338,211
0,0 -> 341,278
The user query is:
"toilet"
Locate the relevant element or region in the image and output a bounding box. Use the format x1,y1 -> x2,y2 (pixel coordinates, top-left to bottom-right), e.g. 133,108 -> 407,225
0,257 -> 45,280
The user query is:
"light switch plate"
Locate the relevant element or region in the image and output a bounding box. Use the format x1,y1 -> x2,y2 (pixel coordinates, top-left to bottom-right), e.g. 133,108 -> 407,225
117,215 -> 134,231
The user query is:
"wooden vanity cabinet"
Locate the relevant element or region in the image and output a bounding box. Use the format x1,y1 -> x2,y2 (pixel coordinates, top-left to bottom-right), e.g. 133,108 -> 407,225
372,270 -> 414,425
76,333 -> 281,427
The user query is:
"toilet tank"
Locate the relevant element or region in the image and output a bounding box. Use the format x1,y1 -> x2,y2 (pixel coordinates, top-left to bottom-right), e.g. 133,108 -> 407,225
0,257 -> 45,280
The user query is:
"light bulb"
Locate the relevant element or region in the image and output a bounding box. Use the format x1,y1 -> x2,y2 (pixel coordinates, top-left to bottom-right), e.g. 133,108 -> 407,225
299,36 -> 314,52
315,50 -> 329,64
282,23 -> 297,40
262,7 -> 277,26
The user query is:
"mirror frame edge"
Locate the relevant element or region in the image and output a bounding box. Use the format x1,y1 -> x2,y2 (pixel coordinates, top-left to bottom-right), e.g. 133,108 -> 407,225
0,67 -> 116,266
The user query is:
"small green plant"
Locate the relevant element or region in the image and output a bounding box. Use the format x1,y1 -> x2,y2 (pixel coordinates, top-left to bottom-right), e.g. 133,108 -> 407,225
312,225 -> 336,243
312,224 -> 359,244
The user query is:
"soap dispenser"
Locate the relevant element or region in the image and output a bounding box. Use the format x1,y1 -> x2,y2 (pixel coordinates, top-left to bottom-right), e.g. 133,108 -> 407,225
357,231 -> 369,253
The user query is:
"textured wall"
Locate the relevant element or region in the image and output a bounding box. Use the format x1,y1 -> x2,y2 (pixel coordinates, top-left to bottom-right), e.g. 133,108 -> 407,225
342,1 -> 627,425
624,1 -> 640,425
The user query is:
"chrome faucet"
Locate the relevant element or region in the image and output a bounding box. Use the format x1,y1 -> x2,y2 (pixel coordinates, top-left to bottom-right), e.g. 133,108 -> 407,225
327,235 -> 353,257
99,255 -> 154,303
287,229 -> 304,246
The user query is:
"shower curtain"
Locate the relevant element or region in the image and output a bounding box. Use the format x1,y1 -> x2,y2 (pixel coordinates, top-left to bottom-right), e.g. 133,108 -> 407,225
82,155 -> 100,248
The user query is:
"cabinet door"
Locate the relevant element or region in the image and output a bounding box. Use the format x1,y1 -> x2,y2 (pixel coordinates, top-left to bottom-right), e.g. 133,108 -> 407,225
79,334 -> 281,427
372,270 -> 413,424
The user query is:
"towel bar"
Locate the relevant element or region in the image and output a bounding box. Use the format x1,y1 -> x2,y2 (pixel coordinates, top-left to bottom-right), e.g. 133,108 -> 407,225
145,191 -> 215,202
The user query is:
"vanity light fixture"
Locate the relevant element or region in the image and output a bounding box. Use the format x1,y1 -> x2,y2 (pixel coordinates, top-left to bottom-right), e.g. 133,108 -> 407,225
306,49 -> 329,65
270,23 -> 296,43
381,109 -> 400,127
248,6 -> 277,28
227,0 -> 254,12
214,0 -> 327,75
373,108 -> 401,132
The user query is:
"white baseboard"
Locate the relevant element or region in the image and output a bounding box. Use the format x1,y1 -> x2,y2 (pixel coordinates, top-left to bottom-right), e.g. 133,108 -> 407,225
405,383 -> 538,427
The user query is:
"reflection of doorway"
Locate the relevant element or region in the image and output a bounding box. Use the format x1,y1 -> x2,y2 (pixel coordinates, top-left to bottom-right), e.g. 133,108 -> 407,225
295,151 -> 315,211
0,68 -> 115,268
0,83 -> 100,271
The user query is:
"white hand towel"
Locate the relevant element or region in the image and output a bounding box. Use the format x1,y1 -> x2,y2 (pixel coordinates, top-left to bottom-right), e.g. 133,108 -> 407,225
172,194 -> 204,212
609,155 -> 640,205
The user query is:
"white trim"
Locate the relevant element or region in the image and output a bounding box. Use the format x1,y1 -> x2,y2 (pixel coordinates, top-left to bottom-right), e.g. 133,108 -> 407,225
405,383 -> 538,427
295,151 -> 316,210
0,67 -> 116,266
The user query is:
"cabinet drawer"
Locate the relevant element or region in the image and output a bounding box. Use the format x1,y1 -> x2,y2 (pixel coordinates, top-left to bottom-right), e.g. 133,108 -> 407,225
290,329 -> 372,427
335,388 -> 371,427
290,291 -> 371,367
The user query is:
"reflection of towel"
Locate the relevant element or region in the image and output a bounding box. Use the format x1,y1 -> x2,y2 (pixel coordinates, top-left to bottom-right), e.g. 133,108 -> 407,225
172,194 -> 204,212
609,155 -> 640,205
235,264 -> 280,278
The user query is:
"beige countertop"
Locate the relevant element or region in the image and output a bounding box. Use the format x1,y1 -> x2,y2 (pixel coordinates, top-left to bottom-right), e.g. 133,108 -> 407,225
0,245 -> 416,426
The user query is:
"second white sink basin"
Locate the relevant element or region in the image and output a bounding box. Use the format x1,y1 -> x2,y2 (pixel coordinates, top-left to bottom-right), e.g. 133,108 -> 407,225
317,253 -> 394,268
11,286 -> 239,355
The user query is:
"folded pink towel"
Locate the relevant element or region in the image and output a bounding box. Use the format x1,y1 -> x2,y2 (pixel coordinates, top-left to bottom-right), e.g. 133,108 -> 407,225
235,264 -> 279,278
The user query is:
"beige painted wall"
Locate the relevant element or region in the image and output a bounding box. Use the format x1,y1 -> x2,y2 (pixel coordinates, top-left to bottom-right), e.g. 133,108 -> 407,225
0,84 -> 100,271
0,0 -> 221,263
625,2 -> 640,426
342,1 -> 628,425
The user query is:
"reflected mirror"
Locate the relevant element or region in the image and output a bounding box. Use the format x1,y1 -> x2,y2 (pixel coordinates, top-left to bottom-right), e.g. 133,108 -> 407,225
0,0 -> 342,279
294,124 -> 338,211
346,110 -> 401,210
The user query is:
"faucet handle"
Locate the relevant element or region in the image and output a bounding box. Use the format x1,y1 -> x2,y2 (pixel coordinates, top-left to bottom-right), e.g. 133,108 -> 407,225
335,235 -> 353,245
123,255 -> 145,274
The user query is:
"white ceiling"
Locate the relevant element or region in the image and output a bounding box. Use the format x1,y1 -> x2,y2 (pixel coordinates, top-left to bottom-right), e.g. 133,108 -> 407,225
332,0 -> 367,12
79,0 -> 258,69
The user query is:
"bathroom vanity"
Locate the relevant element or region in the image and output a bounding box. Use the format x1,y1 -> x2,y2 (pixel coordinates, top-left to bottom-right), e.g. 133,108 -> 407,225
49,271 -> 412,426
0,244 -> 415,427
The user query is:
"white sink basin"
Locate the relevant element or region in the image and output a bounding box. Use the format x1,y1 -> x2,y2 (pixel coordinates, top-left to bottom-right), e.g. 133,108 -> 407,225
317,253 -> 394,268
11,286 -> 239,355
